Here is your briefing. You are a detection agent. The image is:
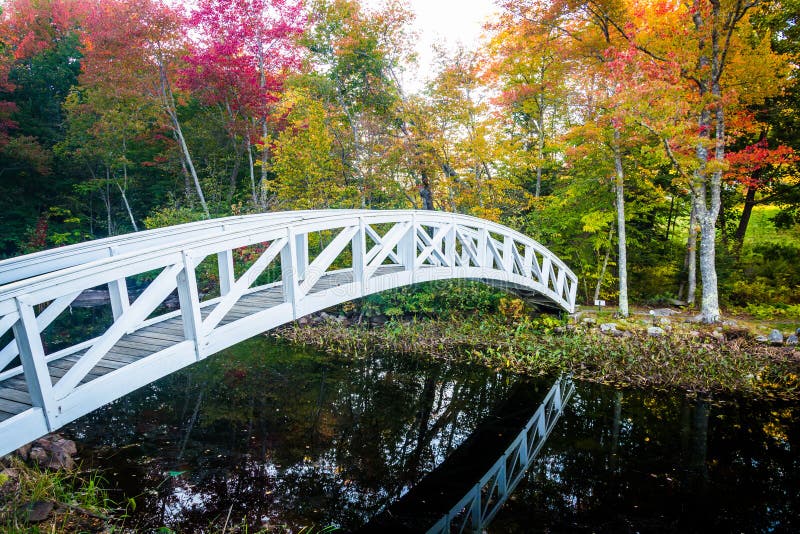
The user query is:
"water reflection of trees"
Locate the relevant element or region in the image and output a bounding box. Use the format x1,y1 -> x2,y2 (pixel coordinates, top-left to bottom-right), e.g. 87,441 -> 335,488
493,384 -> 800,533
68,339 -> 520,531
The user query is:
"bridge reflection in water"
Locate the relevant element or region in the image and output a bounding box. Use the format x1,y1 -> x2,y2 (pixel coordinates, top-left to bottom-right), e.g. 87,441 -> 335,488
361,375 -> 574,533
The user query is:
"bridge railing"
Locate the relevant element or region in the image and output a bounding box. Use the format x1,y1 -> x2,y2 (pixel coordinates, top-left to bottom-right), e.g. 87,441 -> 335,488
0,210 -> 577,445
426,376 -> 576,534
0,209 -> 374,285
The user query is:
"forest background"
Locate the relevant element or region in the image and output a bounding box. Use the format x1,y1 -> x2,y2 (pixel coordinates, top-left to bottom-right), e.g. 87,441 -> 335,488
0,0 -> 798,323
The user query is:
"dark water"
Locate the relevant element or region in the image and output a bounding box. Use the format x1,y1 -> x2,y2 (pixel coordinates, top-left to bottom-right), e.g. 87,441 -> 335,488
64,337 -> 799,533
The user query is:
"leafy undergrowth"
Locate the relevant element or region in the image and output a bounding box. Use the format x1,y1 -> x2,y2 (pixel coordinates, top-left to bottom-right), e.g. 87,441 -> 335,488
0,456 -> 118,533
275,315 -> 800,401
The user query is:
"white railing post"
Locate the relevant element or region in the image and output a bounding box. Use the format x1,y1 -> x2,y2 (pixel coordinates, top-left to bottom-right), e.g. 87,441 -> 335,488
13,298 -> 58,429
446,218 -> 456,269
555,269 -> 567,300
518,432 -> 529,466
177,252 -> 203,359
108,248 -> 129,320
217,250 -> 235,296
295,232 -> 308,281
470,491 -> 482,532
498,461 -> 508,496
568,277 -> 578,311
502,236 -> 514,273
108,278 -> 129,320
353,218 -> 366,289
398,219 -> 416,272
477,227 -> 488,269
459,228 -> 471,267
540,255 -> 552,290
281,228 -> 300,318
553,382 -> 563,410
523,245 -> 533,278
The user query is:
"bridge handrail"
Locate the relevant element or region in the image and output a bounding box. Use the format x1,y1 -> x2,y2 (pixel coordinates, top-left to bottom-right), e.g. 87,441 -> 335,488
0,209 -> 368,285
0,211 -> 576,314
0,211 -> 361,301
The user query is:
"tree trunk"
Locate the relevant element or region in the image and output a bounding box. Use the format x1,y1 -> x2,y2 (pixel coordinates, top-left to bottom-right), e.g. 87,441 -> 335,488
419,171 -> 434,210
115,181 -> 138,232
690,123 -> 721,323
665,194 -> 675,241
689,0 -> 722,323
686,201 -> 698,307
733,185 -> 756,253
260,120 -> 269,208
612,128 -> 629,318
535,102 -> 545,198
118,143 -> 138,232
594,226 -> 613,304
247,142 -> 258,207
697,210 -> 720,321
256,26 -> 270,211
594,246 -> 611,304
227,140 -> 244,204
104,167 -> 113,236
158,58 -> 209,218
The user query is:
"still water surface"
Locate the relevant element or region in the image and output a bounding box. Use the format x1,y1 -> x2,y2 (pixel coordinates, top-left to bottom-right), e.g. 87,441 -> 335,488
64,337 -> 799,533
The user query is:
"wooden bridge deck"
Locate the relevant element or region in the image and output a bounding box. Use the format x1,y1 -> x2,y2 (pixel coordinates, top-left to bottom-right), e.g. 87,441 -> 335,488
0,267 -> 390,424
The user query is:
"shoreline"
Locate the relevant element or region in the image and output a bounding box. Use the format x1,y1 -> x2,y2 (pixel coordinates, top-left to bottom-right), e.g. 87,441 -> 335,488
273,313 -> 800,401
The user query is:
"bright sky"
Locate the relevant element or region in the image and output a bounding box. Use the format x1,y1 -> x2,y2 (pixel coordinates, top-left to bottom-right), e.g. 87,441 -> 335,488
364,0 -> 500,92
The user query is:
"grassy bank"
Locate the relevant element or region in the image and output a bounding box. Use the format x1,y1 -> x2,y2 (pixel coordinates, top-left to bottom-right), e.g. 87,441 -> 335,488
0,456 -> 117,533
275,314 -> 800,400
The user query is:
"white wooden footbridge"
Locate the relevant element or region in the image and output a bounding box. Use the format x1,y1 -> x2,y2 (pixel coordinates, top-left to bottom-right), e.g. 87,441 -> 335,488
0,210 -> 577,456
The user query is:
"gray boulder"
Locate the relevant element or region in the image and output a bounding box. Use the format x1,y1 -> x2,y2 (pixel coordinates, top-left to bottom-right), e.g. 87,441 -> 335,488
647,326 -> 665,337
768,329 -> 784,345
600,323 -> 618,334
25,435 -> 77,470
23,500 -> 54,523
370,314 -> 388,326
649,308 -> 679,316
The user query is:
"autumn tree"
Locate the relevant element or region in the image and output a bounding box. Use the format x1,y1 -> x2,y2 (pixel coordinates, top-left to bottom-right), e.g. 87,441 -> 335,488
269,87 -> 352,208
182,0 -> 305,209
80,0 -> 212,217
301,0 -> 414,208
615,0 -> 786,321
487,9 -> 573,200
503,0 -> 788,321
57,86 -> 168,234
0,0 -> 84,252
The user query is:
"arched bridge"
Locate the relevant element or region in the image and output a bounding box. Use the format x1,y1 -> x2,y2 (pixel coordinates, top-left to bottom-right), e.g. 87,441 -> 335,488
0,210 -> 577,455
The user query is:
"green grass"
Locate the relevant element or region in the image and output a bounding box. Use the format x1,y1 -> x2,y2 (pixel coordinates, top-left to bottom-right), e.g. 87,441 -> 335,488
743,205 -> 800,246
0,456 -> 116,532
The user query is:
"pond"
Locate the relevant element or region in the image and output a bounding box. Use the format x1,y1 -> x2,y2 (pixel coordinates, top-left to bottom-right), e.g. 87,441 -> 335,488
63,336 -> 799,533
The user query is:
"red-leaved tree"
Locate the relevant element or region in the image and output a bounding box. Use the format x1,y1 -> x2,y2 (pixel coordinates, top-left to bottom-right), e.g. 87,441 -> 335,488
182,0 -> 306,207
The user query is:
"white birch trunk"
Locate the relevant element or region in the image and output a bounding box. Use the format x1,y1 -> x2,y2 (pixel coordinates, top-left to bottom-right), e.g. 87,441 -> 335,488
157,59 -> 209,218
612,128 -> 629,318
686,200 -> 697,306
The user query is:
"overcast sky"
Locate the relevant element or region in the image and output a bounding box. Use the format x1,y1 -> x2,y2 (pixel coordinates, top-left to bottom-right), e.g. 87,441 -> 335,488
363,0 -> 500,91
